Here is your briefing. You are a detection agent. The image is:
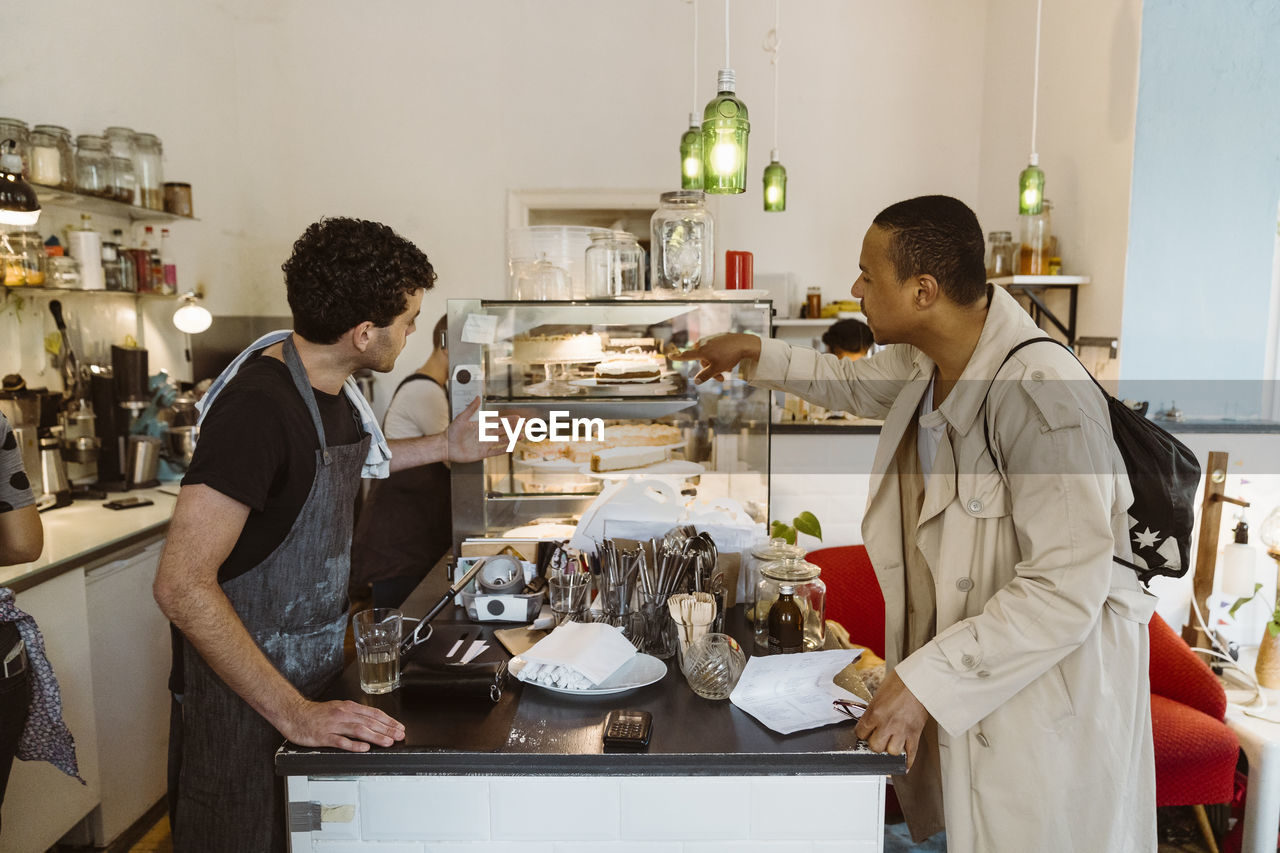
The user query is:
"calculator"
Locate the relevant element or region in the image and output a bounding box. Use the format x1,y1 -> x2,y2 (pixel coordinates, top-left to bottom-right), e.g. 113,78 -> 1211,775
603,709 -> 652,749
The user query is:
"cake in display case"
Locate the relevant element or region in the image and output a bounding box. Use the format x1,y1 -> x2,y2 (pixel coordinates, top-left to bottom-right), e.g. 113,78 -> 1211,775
448,298 -> 771,548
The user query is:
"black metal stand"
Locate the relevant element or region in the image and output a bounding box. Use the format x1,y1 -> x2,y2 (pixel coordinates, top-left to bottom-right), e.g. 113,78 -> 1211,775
1001,280 -> 1080,346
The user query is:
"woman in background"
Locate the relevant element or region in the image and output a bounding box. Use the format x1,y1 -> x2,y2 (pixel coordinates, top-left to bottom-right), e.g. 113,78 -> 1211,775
821,318 -> 875,361
351,315 -> 452,607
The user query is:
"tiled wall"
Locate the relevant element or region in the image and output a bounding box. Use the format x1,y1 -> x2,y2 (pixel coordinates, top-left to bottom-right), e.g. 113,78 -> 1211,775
286,774 -> 885,852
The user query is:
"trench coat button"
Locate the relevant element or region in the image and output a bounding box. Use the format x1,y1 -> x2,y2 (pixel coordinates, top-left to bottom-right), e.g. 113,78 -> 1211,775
956,577 -> 974,592
977,670 -> 990,678
967,498 -> 983,513
976,733 -> 991,748
1031,369 -> 1045,381
960,654 -> 977,668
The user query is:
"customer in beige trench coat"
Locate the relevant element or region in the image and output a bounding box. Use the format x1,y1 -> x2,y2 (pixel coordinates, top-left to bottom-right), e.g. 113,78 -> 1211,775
679,196 -> 1158,852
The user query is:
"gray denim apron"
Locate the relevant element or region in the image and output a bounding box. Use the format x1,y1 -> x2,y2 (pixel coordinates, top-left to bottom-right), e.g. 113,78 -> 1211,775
174,335 -> 370,852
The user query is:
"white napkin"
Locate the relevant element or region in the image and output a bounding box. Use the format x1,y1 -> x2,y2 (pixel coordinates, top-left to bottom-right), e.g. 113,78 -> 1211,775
518,621 -> 637,688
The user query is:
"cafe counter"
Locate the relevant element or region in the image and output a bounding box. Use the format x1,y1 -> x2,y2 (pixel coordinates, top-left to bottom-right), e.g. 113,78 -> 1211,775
276,557 -> 903,851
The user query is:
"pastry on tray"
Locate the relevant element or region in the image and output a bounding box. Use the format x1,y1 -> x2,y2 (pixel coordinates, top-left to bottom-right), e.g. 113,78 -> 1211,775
594,356 -> 662,382
589,445 -> 667,472
512,332 -> 603,364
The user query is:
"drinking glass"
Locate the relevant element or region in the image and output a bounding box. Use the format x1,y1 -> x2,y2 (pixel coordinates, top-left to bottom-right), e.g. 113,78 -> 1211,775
548,573 -> 592,625
638,591 -> 677,659
679,632 -> 747,700
353,608 -> 402,694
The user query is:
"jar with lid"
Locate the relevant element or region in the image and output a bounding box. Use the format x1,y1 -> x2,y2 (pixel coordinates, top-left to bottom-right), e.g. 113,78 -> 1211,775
585,230 -> 646,298
29,125 -> 74,189
133,132 -> 164,210
805,287 -> 822,318
752,539 -> 826,652
986,231 -> 1016,278
650,190 -> 713,293
509,254 -> 569,300
46,256 -> 82,290
75,135 -> 112,197
0,118 -> 31,178
110,156 -> 136,204
1,231 -> 25,286
13,227 -> 46,286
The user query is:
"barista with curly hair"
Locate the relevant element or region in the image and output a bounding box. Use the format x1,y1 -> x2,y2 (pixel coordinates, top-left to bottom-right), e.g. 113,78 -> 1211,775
155,218 -> 505,852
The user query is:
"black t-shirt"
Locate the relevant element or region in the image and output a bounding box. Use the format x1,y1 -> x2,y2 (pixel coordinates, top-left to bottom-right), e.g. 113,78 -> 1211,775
182,352 -> 364,583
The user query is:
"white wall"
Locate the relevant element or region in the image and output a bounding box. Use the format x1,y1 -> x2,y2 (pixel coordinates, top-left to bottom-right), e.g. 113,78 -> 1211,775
6,0 -> 991,412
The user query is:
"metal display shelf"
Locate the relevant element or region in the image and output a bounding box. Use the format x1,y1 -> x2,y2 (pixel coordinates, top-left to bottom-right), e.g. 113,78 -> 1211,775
33,185 -> 198,224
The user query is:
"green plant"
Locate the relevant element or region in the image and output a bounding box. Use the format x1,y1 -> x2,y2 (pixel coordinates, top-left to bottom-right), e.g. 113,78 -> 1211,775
1228,583 -> 1280,636
769,511 -> 822,546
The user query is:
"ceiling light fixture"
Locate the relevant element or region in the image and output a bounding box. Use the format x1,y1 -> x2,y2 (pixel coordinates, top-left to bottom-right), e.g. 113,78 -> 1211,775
762,0 -> 786,212
1018,0 -> 1046,215
701,0 -> 749,194
679,0 -> 704,190
0,139 -> 41,226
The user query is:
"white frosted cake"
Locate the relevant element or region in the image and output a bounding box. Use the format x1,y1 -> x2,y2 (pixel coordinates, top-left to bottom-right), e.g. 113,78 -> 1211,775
512,332 -> 603,364
589,445 -> 667,472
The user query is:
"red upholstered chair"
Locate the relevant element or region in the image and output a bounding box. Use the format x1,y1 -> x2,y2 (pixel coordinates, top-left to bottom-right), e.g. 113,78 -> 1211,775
807,544 -> 885,657
1149,610 -> 1239,853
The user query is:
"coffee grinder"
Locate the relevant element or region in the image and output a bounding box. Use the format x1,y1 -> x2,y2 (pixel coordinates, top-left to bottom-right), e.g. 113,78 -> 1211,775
91,344 -> 150,490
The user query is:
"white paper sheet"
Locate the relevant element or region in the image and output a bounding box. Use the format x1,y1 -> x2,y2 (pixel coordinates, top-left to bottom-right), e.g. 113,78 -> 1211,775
520,621 -> 637,686
729,648 -> 864,735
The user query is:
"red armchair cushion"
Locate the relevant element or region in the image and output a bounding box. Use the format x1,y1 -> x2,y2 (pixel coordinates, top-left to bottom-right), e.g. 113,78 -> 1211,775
808,545 -> 885,658
1149,611 -> 1227,720
1150,694 -> 1238,806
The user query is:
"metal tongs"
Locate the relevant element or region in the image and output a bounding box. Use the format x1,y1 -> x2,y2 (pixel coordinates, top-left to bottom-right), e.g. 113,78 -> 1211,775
399,558 -> 487,657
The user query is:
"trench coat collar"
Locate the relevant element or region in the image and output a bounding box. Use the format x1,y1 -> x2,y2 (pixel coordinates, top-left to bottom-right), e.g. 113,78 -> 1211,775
931,285 -> 1041,439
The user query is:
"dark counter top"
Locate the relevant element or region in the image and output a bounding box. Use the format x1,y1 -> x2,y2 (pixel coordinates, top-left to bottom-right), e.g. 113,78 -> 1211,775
276,558 -> 902,778
772,422 -> 882,435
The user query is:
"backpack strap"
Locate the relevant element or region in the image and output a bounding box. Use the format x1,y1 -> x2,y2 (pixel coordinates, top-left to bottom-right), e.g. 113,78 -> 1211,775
981,336 -> 1071,473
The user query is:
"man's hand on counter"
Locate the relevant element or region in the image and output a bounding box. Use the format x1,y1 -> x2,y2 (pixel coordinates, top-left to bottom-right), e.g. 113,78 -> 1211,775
277,697 -> 406,752
854,670 -> 928,770
671,333 -> 762,384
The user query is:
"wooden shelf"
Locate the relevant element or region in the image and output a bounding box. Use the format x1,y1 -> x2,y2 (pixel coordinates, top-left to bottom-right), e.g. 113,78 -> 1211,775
32,185 -> 198,224
989,275 -> 1090,286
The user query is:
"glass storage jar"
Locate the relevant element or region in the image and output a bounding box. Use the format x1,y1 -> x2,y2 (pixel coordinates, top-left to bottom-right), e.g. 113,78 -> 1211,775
986,231 -> 1016,278
0,118 -> 31,178
104,127 -> 137,203
650,190 -> 713,293
752,539 -> 826,653
75,134 -> 112,197
585,230 -> 646,297
29,125 -> 74,189
13,227 -> 46,286
133,132 -> 164,210
46,256 -> 82,289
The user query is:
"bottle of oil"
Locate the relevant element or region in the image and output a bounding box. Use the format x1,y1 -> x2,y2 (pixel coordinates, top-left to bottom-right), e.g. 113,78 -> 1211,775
768,585 -> 804,654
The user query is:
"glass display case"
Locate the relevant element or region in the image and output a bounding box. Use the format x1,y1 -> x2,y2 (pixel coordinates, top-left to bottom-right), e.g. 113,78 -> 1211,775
448,297 -> 771,548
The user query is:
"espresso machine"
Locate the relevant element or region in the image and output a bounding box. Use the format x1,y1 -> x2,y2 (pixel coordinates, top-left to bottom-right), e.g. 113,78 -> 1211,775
90,344 -> 151,490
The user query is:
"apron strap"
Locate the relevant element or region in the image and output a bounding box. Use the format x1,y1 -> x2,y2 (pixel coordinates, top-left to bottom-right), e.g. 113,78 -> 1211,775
282,334 -> 333,466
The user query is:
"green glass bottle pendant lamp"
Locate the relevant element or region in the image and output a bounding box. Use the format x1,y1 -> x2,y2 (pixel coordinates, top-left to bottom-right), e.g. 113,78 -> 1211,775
763,149 -> 786,211
680,114 -> 704,190
1019,155 -> 1044,215
702,69 -> 749,193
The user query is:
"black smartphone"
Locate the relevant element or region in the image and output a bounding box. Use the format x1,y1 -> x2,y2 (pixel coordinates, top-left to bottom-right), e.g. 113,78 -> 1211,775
103,496 -> 155,510
603,709 -> 652,749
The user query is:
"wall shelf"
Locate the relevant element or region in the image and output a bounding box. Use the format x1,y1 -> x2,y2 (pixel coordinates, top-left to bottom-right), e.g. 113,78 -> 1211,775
32,186 -> 197,224
990,275 -> 1091,346
771,318 -> 838,327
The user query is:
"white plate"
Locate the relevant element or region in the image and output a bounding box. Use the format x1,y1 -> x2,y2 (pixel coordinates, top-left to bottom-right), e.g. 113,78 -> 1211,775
510,652 -> 668,695
580,460 -> 705,480
566,378 -> 679,396
574,371 -> 670,385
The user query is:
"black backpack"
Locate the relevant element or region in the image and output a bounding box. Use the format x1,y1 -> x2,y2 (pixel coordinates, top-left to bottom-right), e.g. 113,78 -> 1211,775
982,337 -> 1201,585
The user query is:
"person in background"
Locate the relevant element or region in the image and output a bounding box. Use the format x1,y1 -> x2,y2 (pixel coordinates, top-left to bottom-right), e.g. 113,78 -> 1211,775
675,195 -> 1154,852
821,317 -> 875,361
153,218 -> 505,852
1,411 -> 82,831
351,314 -> 453,607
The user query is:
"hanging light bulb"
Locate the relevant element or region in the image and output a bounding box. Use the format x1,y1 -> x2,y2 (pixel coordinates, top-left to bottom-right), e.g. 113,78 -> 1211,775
1018,0 -> 1046,215
761,2 -> 785,211
172,291 -> 212,335
678,1 -> 704,189
701,0 -> 749,194
763,151 -> 786,212
0,139 -> 41,226
681,114 -> 704,189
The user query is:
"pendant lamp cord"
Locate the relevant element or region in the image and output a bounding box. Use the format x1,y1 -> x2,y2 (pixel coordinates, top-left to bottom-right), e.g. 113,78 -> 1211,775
724,0 -> 731,68
1030,0 -> 1042,159
764,0 -> 780,152
690,0 -> 699,118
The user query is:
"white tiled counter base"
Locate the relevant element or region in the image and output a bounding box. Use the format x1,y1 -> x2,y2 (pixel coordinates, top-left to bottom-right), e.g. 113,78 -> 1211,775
286,774 -> 885,852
